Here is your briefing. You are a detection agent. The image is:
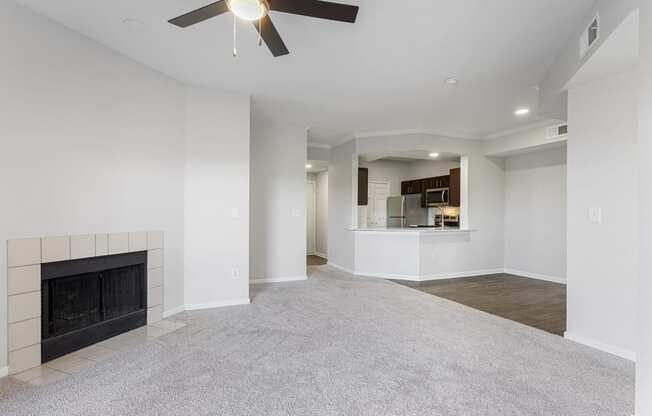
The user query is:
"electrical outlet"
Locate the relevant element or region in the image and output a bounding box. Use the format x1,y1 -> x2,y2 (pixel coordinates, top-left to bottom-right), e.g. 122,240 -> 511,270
231,268 -> 240,279
589,207 -> 602,223
292,208 -> 301,217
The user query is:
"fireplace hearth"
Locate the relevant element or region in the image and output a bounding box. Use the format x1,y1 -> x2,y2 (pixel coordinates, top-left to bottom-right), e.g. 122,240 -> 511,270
41,251 -> 148,362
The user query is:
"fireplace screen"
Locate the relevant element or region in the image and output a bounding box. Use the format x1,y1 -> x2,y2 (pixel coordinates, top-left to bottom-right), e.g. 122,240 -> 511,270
41,252 -> 147,362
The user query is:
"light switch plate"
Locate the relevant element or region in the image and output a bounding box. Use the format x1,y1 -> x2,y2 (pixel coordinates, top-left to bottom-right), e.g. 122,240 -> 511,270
231,208 -> 240,219
231,268 -> 240,279
589,207 -> 602,223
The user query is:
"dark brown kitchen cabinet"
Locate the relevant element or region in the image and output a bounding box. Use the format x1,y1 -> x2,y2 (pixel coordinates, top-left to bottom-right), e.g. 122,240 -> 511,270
423,176 -> 449,190
358,168 -> 368,206
449,168 -> 461,207
401,179 -> 422,195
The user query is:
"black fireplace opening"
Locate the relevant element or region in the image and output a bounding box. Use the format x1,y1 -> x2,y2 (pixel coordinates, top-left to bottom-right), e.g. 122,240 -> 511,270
41,251 -> 147,362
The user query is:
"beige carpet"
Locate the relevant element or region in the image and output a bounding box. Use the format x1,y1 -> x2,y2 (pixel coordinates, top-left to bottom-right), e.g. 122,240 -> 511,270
0,266 -> 635,415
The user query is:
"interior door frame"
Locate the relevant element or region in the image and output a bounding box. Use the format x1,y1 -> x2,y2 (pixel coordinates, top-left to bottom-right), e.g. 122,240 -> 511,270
367,180 -> 391,227
306,180 -> 317,256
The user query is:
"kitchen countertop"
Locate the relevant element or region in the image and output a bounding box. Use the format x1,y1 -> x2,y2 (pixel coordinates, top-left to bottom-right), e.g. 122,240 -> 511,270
351,226 -> 475,234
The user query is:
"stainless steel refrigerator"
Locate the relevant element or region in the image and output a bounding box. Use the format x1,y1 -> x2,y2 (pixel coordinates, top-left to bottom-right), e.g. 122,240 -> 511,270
386,195 -> 428,228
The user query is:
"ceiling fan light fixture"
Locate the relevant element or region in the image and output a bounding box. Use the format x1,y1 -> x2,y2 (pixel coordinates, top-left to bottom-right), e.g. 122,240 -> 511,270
228,0 -> 268,21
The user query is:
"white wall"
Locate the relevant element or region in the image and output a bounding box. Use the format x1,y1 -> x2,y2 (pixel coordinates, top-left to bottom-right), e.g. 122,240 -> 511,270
483,123 -> 567,157
315,171 -> 329,257
328,140 -> 357,271
184,88 -> 251,308
359,160 -> 409,196
405,160 -> 461,181
307,145 -> 330,162
0,0 -> 186,370
638,1 -> 652,413
504,147 -> 567,282
250,120 -> 307,281
566,70 -> 638,359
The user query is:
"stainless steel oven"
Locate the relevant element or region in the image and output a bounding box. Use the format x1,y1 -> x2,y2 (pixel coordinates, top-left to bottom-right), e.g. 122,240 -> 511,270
425,188 -> 449,207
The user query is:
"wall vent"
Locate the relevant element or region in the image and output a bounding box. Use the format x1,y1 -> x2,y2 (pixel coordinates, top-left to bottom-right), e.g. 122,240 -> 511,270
579,14 -> 600,58
547,124 -> 568,140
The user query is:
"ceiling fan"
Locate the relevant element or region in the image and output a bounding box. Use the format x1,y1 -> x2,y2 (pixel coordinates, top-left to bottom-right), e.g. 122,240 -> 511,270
168,0 -> 359,57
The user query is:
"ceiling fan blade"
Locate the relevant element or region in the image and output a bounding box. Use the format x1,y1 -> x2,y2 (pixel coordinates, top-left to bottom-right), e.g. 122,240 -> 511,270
269,0 -> 359,23
168,0 -> 229,28
253,15 -> 290,57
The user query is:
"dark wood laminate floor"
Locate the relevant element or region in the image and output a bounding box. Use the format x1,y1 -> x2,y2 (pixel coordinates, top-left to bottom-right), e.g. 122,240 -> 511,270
392,274 -> 566,336
307,255 -> 327,266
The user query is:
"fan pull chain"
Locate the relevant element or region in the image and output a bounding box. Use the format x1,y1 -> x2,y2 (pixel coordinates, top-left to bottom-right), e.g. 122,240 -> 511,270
233,14 -> 238,57
258,18 -> 263,46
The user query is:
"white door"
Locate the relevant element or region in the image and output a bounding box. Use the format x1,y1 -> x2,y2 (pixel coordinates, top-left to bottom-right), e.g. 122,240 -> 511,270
306,181 -> 316,255
367,182 -> 390,227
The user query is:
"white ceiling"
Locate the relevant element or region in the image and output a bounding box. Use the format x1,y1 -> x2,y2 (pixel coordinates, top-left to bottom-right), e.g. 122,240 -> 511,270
16,0 -> 594,145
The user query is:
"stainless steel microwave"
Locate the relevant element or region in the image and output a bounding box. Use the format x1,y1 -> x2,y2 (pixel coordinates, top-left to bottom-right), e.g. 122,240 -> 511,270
425,188 -> 449,207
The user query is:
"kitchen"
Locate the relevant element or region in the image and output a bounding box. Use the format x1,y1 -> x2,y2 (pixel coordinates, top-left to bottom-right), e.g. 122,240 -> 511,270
352,150 -> 481,281
357,151 -> 463,230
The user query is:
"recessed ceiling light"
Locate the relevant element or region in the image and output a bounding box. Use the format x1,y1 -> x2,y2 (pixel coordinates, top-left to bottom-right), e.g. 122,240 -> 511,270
445,77 -> 459,86
306,164 -> 313,169
429,152 -> 440,158
515,108 -> 530,116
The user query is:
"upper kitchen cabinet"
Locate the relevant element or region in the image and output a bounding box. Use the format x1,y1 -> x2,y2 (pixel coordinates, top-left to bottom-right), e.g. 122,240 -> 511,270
422,176 -> 449,190
401,179 -> 422,195
358,168 -> 369,206
449,168 -> 461,207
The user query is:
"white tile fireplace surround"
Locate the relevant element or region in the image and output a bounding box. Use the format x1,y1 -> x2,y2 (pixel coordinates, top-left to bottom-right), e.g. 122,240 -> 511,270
6,231 -> 164,375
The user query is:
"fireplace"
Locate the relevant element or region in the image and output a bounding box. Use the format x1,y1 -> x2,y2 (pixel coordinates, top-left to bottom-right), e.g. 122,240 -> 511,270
41,251 -> 148,362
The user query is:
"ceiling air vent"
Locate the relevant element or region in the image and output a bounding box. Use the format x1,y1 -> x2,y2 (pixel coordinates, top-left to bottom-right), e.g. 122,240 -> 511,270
580,14 -> 600,58
547,124 -> 568,140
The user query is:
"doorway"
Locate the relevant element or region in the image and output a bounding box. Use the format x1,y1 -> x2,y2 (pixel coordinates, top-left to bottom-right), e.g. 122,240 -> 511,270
366,181 -> 390,227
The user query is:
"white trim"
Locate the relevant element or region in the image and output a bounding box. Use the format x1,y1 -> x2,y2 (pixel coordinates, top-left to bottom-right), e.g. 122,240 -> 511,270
0,366 -> 8,378
327,262 -> 356,275
307,142 -> 331,149
354,268 -> 505,282
306,180 -> 317,256
183,298 -> 251,311
483,119 -> 563,140
163,305 -> 185,318
314,252 -> 328,259
504,269 -> 566,284
351,128 -> 477,141
564,331 -> 636,361
251,276 -> 307,284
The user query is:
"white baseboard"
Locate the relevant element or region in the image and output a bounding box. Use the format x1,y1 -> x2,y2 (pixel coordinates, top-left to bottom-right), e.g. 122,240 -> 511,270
0,366 -> 8,379
504,268 -> 566,285
314,252 -> 328,259
354,268 -> 504,282
251,276 -> 307,284
326,262 -> 355,275
184,298 -> 251,311
564,331 -> 636,361
163,305 -> 185,318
